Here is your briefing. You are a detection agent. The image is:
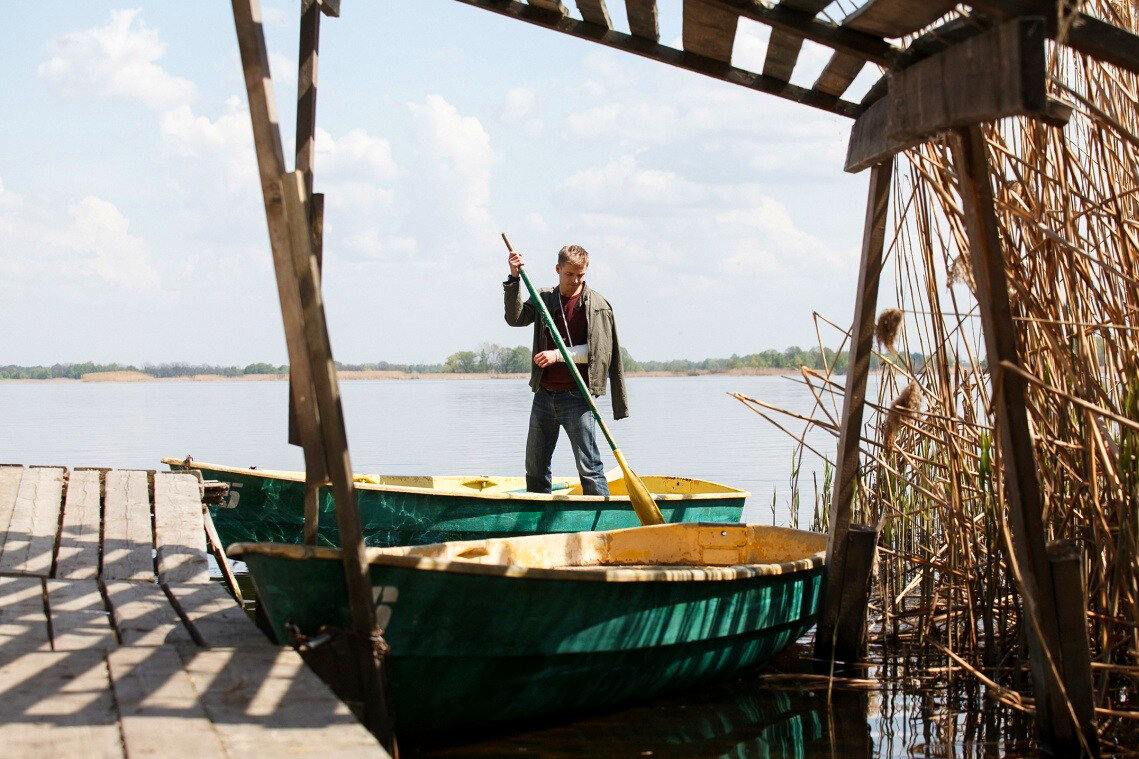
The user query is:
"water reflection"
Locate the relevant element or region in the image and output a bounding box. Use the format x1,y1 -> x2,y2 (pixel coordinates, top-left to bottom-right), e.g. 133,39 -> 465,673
411,646 -> 873,759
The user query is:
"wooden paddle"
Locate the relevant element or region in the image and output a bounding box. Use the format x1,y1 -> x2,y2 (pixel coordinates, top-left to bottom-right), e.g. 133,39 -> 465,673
502,233 -> 664,526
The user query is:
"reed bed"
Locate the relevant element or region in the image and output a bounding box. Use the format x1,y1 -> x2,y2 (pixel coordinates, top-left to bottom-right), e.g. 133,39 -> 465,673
737,1 -> 1138,746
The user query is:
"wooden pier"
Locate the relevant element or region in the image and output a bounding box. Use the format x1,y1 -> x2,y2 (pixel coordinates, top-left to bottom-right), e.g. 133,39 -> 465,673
0,464 -> 389,758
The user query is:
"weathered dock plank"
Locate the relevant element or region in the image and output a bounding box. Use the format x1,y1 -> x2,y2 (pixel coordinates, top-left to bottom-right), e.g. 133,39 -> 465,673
0,466 -> 24,544
0,466 -> 390,757
56,469 -> 102,580
0,650 -> 123,759
108,645 -> 229,759
165,582 -> 265,648
104,580 -> 189,647
154,472 -> 210,585
179,646 -> 386,757
0,467 -> 66,577
102,471 -> 154,582
0,575 -> 50,657
45,579 -> 117,652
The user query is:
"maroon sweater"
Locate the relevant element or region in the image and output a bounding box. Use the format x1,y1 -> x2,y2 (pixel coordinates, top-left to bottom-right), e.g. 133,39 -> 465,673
540,291 -> 588,391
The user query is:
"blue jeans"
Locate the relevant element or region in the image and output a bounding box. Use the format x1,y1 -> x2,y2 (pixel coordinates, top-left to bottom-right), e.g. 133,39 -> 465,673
525,388 -> 610,496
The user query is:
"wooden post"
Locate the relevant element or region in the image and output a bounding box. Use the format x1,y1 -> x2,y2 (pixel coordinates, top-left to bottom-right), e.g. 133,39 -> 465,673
1048,539 -> 1100,757
832,524 -> 878,662
289,0 -> 326,452
815,157 -> 892,662
289,0 -> 329,542
950,123 -> 1094,757
230,2 -> 396,749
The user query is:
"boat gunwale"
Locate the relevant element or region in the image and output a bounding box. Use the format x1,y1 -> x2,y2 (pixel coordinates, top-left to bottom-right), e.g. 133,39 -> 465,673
229,526 -> 827,583
163,458 -> 751,502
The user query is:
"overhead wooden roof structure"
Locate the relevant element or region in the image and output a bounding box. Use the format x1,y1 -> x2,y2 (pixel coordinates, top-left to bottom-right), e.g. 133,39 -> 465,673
228,1 -> 1138,755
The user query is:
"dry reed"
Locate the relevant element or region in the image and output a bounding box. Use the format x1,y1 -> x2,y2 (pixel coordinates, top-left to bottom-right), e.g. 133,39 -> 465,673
736,1 -> 1139,746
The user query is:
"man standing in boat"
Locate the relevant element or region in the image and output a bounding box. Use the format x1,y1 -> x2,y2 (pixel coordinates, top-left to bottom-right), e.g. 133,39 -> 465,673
504,244 -> 628,496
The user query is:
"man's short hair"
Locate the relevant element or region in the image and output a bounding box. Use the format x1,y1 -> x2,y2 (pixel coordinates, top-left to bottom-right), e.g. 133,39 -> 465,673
558,244 -> 589,268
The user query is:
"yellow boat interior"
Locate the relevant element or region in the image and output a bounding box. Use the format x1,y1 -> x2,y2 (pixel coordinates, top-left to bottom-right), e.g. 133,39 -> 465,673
231,523 -> 827,582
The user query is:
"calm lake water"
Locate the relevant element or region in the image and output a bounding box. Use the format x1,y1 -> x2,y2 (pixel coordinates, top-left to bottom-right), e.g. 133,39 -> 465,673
0,375 -> 835,525
0,375 -> 1036,758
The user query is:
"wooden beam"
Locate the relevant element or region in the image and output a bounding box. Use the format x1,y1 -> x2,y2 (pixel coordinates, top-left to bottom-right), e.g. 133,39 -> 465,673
709,0 -> 900,67
575,0 -> 612,28
761,1 -> 828,85
815,157 -> 892,662
683,0 -> 739,63
813,50 -> 865,97
845,17 -> 1070,172
230,2 -> 395,748
761,26 -> 804,83
529,0 -> 567,13
843,0 -> 958,38
949,122 -> 1084,757
624,0 -> 658,41
229,0 -> 327,485
289,0 -> 328,452
452,0 -> 860,117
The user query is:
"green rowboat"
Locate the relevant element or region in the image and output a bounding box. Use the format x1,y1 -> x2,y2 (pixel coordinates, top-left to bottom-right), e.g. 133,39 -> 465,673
232,522 -> 826,734
164,458 -> 749,549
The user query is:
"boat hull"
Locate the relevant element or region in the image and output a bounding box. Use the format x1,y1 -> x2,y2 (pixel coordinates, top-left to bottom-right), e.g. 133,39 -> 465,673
239,526 -> 824,734
174,462 -> 748,548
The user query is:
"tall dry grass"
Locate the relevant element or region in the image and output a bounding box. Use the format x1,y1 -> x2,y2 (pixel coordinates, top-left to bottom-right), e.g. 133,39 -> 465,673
737,1 -> 1138,745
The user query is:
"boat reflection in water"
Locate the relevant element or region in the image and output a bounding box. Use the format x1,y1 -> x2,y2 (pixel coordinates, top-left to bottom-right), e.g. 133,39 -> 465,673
412,665 -> 874,759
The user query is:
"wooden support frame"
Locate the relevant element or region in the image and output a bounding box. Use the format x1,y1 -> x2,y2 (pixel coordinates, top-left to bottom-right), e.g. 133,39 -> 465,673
966,0 -> 1139,76
845,17 -> 1070,173
950,123 -> 1096,757
815,156 -> 892,662
229,0 -> 396,749
449,0 -> 860,117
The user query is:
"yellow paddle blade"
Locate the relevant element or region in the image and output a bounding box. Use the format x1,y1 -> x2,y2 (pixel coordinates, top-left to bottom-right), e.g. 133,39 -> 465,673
612,449 -> 665,525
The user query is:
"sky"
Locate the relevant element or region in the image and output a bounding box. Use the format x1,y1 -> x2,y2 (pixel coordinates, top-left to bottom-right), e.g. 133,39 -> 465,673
0,1 -> 882,367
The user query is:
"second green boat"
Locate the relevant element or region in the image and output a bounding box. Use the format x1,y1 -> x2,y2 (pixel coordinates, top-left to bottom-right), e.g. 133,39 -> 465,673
164,457 -> 749,549
232,522 -> 827,735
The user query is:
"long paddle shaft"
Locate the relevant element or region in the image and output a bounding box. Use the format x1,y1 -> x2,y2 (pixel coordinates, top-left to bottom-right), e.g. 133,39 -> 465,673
502,233 -> 664,525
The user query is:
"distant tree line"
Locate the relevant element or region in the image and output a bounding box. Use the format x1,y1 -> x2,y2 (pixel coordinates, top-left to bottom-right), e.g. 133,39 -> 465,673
1,346 -> 924,380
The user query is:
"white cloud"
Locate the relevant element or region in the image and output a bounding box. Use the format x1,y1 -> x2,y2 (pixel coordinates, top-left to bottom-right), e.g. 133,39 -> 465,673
502,87 -> 534,124
259,4 -> 291,27
561,155 -> 707,209
159,97 -> 256,192
269,52 -> 298,96
38,9 -> 197,110
316,128 -> 399,182
501,87 -> 543,136
346,230 -> 418,260
2,195 -> 160,293
408,94 -> 495,233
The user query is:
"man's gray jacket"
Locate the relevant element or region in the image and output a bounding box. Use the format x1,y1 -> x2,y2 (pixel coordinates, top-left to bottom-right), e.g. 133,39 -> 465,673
503,277 -> 629,420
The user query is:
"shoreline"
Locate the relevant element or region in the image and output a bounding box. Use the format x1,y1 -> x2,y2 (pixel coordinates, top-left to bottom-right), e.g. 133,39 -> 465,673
0,367 -> 815,384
